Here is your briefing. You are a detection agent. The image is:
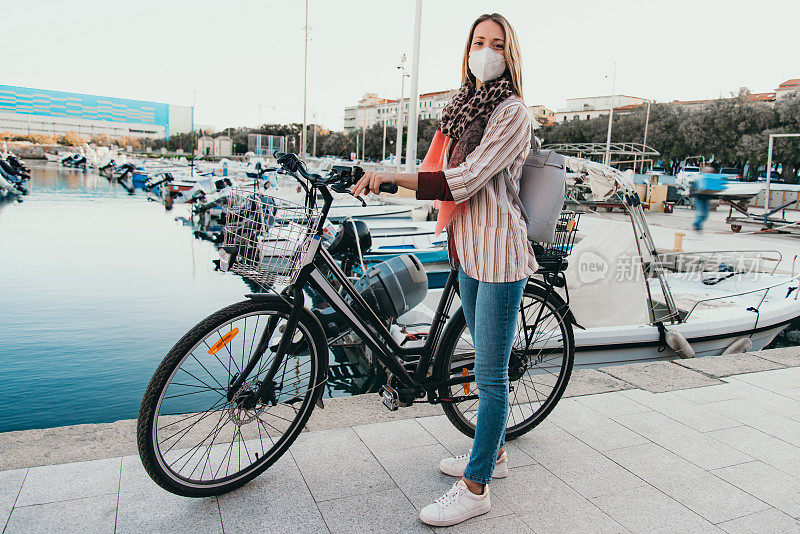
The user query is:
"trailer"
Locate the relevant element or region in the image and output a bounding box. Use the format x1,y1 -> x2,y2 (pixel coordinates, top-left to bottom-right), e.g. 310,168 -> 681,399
706,182 -> 800,234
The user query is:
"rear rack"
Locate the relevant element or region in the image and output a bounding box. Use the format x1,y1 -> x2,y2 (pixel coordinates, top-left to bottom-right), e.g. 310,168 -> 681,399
532,211 -> 582,271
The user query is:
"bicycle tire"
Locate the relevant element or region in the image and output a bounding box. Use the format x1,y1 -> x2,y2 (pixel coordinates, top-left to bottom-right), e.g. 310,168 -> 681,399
137,297 -> 327,497
433,282 -> 574,441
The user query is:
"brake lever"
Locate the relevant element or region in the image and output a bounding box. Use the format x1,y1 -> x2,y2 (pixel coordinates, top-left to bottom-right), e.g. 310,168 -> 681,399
331,183 -> 367,207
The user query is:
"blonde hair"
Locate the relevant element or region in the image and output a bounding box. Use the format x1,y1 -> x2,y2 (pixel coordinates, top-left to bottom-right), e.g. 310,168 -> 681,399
461,13 -> 524,100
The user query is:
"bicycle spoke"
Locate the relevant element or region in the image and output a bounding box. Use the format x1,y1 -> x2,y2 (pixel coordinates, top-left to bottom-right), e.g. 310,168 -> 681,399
151,307 -> 320,486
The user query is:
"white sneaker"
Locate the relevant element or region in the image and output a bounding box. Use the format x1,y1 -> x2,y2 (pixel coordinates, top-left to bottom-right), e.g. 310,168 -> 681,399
439,450 -> 509,479
419,479 -> 491,527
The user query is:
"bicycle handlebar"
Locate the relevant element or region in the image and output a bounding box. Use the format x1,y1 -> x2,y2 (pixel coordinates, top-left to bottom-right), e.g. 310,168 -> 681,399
273,151 -> 398,195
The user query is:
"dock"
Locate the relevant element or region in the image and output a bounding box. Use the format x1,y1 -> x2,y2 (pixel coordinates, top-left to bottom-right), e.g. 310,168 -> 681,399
2,346 -> 799,533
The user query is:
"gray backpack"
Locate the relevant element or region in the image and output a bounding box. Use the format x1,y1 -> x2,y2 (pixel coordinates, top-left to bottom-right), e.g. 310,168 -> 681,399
488,100 -> 566,244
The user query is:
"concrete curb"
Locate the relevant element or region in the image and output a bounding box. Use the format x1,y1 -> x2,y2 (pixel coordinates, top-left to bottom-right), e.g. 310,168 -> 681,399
1,346 -> 798,472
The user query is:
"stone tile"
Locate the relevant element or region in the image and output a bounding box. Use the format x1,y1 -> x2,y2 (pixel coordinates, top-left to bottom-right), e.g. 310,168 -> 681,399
4,494 -> 116,534
600,361 -> 724,393
670,381 -> 751,404
513,425 -> 646,499
605,443 -> 770,523
710,381 -> 800,422
708,426 -> 800,480
785,387 -> 800,402
371,442 -> 455,509
492,464 -> 628,534
16,456 -> 120,506
436,513 -> 534,534
218,454 -> 326,534
704,398 -> 800,447
673,352 -> 786,377
547,398 -> 651,451
618,389 -> 741,432
714,461 -> 800,517
573,390 -> 653,417
590,485 -> 722,533
562,368 -> 632,397
611,411 -> 752,470
291,426 -> 396,502
116,455 -> 223,533
717,508 -> 800,534
753,347 -> 800,367
0,468 -> 26,528
414,414 -> 539,470
318,487 -> 432,533
353,418 -> 438,454
728,367 -> 800,391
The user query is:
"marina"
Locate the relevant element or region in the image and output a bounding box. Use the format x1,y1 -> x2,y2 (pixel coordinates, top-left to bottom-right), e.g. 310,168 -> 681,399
1,157 -> 798,435
2,1 -> 800,530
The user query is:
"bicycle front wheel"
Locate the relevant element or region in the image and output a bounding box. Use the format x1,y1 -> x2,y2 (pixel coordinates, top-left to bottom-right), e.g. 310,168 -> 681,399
434,282 -> 574,441
137,297 -> 327,497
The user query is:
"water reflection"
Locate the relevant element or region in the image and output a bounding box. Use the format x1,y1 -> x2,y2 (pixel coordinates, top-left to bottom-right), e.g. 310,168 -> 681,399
0,162 -> 379,432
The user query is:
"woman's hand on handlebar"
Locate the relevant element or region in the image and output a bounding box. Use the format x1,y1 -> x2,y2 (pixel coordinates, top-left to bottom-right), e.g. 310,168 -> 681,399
353,171 -> 393,197
352,171 -> 418,197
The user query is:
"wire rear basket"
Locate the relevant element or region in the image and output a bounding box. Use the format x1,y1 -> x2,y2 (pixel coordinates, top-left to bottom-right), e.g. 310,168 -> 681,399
535,210 -> 582,259
222,189 -> 321,287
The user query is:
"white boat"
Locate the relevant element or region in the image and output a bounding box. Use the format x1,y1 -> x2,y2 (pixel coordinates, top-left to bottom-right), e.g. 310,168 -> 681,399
560,158 -> 800,368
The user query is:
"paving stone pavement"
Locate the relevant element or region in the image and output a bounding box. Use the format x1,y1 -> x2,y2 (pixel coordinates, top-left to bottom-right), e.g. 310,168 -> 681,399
3,353 -> 800,533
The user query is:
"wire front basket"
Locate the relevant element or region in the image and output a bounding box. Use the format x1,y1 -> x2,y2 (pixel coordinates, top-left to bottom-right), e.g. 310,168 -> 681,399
222,189 -> 321,287
535,210 -> 582,259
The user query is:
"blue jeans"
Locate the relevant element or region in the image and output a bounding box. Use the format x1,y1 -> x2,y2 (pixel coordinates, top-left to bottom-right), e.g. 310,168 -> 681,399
458,268 -> 527,484
693,196 -> 710,231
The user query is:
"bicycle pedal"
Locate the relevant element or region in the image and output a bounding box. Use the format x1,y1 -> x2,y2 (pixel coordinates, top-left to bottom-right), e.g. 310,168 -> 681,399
378,385 -> 400,411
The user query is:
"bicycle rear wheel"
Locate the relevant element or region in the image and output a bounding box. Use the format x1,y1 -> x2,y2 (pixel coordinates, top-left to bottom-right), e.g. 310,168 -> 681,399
137,297 -> 327,497
435,282 -> 574,441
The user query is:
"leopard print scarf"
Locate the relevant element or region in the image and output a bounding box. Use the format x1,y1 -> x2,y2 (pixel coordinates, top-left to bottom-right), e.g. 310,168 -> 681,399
439,73 -> 514,142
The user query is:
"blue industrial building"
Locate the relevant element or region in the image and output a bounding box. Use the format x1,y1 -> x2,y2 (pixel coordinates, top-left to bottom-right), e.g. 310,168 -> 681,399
0,85 -> 192,139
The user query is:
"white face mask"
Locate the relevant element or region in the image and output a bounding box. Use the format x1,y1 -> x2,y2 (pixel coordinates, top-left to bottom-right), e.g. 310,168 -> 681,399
468,47 -> 507,83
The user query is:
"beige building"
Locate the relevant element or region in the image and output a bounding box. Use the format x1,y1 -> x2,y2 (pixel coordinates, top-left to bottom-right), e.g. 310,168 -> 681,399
528,105 -> 556,127
197,135 -> 232,157
776,79 -> 800,99
344,89 -> 457,133
554,95 -> 649,123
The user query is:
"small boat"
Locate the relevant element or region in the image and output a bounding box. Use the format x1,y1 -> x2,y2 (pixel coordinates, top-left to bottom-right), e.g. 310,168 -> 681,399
560,158 -> 800,368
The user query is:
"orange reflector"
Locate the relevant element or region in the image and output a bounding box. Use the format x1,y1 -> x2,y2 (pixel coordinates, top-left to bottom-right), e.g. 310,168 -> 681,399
208,328 -> 240,355
462,368 -> 470,395
567,218 -> 576,232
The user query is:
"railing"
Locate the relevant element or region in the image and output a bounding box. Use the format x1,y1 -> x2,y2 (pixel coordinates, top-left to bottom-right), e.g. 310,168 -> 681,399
657,250 -> 783,276
682,271 -> 800,321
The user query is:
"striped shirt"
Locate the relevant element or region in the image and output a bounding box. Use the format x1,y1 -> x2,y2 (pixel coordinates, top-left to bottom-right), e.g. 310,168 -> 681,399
442,96 -> 537,283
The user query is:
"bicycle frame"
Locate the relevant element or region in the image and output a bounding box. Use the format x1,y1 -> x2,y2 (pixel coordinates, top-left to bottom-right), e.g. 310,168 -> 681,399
231,181 -> 473,406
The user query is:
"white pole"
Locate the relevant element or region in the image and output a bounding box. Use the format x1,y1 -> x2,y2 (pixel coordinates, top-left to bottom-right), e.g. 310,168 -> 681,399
765,134 -> 774,213
604,63 -> 616,166
395,72 -> 406,170
382,118 -> 387,162
405,0 -> 422,172
312,113 -> 317,157
641,100 -> 651,173
301,0 -> 309,156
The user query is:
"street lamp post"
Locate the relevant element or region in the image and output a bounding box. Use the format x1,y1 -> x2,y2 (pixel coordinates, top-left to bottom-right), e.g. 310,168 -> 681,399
405,0 -> 423,172
301,0 -> 310,157
382,117 -> 387,162
395,54 -> 409,170
604,63 -> 616,167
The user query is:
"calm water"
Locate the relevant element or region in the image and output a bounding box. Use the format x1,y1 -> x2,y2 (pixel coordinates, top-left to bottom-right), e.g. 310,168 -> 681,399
0,162 -> 376,432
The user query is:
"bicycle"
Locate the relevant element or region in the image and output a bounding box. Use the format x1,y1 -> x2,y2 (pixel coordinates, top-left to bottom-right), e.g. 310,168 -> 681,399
137,152 -> 577,497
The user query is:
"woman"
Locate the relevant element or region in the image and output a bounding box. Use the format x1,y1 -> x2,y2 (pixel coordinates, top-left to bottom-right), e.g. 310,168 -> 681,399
353,13 -> 535,527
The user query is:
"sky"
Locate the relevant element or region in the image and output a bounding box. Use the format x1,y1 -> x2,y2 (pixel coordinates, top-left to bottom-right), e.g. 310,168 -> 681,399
3,0 -> 798,132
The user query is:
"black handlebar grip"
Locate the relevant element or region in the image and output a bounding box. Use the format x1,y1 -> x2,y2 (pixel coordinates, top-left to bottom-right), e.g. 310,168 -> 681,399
379,183 -> 398,194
